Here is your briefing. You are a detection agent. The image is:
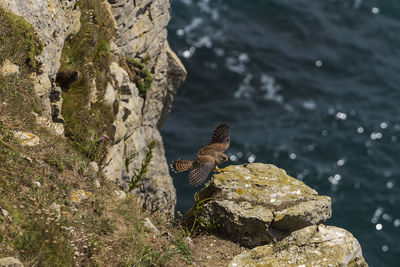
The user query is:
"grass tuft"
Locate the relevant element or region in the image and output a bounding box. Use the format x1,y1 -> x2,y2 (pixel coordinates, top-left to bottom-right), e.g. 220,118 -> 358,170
0,8 -> 43,72
123,57 -> 153,98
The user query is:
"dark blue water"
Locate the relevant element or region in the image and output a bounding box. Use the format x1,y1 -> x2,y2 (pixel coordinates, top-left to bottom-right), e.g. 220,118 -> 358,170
162,0 -> 400,266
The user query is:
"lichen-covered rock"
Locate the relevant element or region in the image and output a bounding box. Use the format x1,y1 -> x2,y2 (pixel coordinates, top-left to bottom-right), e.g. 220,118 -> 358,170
0,257 -> 23,267
229,225 -> 368,267
70,190 -> 92,204
186,163 -> 331,247
13,131 -> 40,147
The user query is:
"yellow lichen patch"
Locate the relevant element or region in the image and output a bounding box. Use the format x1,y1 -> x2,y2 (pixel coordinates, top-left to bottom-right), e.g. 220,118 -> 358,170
70,190 -> 92,204
236,188 -> 244,195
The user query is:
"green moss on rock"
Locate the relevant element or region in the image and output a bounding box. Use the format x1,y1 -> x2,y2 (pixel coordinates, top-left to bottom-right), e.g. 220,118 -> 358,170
0,8 -> 43,73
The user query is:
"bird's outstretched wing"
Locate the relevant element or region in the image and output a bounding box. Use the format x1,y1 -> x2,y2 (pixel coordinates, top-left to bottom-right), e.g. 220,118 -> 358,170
209,123 -> 230,152
189,156 -> 215,186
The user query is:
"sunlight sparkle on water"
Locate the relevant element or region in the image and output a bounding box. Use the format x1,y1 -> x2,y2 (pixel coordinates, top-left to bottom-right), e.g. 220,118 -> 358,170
382,245 -> 389,252
176,29 -> 185,36
248,155 -> 255,163
380,122 -> 388,129
386,181 -> 394,189
289,153 -> 296,160
337,158 -> 346,167
371,7 -> 380,14
182,47 -> 196,58
328,174 -> 341,185
376,224 -> 382,230
394,219 -> 400,227
370,132 -> 382,140
336,112 -> 347,120
357,127 -> 364,134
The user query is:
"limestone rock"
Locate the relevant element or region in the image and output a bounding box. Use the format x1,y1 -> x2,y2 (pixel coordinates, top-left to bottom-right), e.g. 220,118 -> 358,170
102,0 -> 187,215
32,112 -> 64,135
93,179 -> 101,188
1,208 -> 8,218
0,59 -> 19,75
13,131 -> 40,147
186,163 -> 331,247
229,225 -> 368,267
144,217 -> 159,233
88,161 -> 99,174
114,190 -> 126,200
0,257 -> 23,267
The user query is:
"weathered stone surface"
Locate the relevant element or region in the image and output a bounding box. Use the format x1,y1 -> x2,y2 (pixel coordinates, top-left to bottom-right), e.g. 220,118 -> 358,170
144,217 -> 159,233
229,225 -> 368,267
99,0 -> 186,215
0,59 -> 19,75
186,163 -> 331,247
114,190 -> 126,200
88,161 -> 99,174
0,257 -> 23,267
32,112 -> 64,135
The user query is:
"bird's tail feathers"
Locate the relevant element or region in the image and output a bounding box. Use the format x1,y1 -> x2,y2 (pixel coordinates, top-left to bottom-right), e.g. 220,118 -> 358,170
171,159 -> 193,173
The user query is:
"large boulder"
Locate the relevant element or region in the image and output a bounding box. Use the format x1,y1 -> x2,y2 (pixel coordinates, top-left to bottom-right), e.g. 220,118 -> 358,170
229,225 -> 368,267
185,163 -> 331,247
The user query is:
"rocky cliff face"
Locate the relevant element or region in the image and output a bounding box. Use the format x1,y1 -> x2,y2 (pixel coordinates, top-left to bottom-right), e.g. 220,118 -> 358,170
104,0 -> 186,215
185,163 -> 368,266
0,0 -> 186,215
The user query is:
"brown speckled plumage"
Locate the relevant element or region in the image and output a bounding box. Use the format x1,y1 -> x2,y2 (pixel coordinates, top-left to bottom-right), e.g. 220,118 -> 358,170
170,123 -> 230,186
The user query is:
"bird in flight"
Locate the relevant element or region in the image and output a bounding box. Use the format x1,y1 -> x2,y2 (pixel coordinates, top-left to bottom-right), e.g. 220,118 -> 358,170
171,123 -> 230,186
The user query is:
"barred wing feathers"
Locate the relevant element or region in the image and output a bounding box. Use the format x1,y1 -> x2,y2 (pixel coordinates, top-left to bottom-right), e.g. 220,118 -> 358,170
209,123 -> 230,152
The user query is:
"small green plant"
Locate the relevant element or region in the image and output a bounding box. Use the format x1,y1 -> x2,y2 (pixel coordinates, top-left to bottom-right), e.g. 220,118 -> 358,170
44,154 -> 66,172
174,233 -> 193,264
94,40 -> 111,60
126,141 -> 156,191
125,57 -> 153,98
187,192 -> 219,236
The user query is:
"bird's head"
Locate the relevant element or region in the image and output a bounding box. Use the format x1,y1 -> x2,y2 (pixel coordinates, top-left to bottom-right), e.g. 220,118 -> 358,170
217,153 -> 228,164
